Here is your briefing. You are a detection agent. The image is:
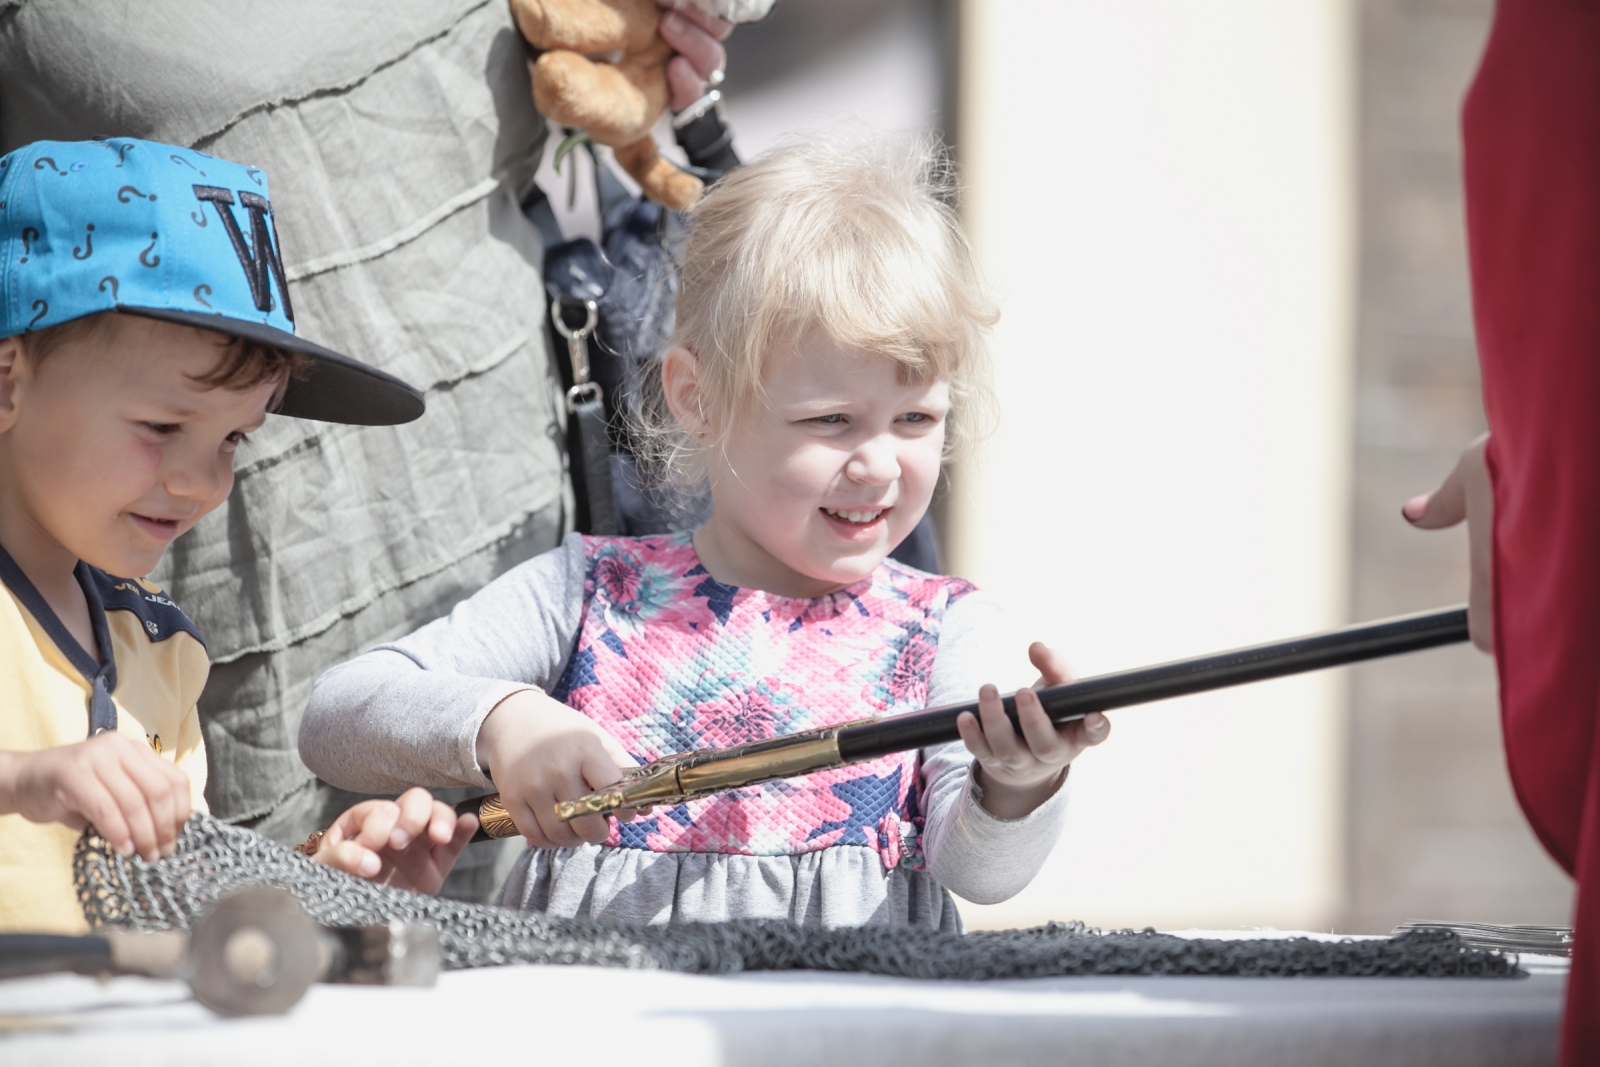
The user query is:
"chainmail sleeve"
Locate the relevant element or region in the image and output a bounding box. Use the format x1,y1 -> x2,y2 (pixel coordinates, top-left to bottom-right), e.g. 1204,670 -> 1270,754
917,592 -> 1072,904
298,534 -> 589,794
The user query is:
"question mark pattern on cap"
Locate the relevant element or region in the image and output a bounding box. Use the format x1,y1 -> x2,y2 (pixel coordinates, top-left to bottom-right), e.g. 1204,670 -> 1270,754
19,227 -> 37,263
33,157 -> 66,177
117,185 -> 156,203
193,284 -> 213,309
99,276 -> 120,301
169,154 -> 206,177
73,223 -> 95,260
139,233 -> 161,268
27,300 -> 48,330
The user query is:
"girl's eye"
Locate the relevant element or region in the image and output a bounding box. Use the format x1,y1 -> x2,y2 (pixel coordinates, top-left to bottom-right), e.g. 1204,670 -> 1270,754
901,412 -> 928,423
812,414 -> 846,425
226,430 -> 250,445
144,422 -> 180,436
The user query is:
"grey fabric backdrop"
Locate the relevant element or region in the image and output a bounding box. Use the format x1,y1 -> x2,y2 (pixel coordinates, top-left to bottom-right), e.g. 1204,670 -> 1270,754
0,0 -> 565,899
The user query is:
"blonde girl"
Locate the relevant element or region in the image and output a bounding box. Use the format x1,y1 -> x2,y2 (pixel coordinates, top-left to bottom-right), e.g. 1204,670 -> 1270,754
300,136 -> 1110,928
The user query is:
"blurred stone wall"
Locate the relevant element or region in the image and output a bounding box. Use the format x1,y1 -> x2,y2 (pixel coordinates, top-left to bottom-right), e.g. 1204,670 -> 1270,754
1343,0 -> 1574,932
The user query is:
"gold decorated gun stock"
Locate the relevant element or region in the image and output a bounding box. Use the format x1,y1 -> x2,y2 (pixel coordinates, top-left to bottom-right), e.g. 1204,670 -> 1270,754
456,606 -> 1470,838
456,725 -> 858,836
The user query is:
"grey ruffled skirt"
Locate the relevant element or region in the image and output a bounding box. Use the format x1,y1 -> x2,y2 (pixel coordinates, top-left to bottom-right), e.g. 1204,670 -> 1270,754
496,843 -> 964,931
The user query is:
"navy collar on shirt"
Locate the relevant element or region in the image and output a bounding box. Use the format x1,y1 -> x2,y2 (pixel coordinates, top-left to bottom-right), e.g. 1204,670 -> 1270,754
0,540 -> 118,737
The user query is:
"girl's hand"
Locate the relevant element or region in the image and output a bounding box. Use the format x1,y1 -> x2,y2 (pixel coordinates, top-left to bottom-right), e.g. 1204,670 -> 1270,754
654,0 -> 733,111
475,690 -> 639,848
1403,433 -> 1493,652
956,642 -> 1111,820
313,787 -> 476,895
0,733 -> 192,862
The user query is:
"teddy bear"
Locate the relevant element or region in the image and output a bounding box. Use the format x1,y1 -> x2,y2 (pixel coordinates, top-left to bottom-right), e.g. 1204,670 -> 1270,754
511,0 -> 776,211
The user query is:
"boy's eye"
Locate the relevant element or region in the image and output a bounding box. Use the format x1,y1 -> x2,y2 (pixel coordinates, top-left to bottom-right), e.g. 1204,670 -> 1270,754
144,422 -> 181,436
901,412 -> 929,424
226,431 -> 250,445
811,414 -> 846,425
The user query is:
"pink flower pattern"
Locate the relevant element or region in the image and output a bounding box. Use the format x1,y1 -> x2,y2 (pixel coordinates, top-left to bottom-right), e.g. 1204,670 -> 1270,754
551,533 -> 976,869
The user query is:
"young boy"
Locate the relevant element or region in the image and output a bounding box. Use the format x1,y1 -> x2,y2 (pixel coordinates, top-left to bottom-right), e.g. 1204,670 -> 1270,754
0,138 -> 475,933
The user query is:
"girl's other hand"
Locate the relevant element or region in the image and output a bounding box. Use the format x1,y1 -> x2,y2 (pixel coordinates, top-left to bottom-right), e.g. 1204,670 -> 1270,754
956,642 -> 1110,820
313,787 -> 476,895
475,690 -> 640,848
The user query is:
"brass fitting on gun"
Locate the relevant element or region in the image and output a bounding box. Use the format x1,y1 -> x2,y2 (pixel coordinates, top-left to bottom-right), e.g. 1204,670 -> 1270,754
554,728 -> 854,822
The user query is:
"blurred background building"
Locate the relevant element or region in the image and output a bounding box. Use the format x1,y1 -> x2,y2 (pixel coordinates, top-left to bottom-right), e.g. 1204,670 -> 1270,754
565,0 -> 1573,934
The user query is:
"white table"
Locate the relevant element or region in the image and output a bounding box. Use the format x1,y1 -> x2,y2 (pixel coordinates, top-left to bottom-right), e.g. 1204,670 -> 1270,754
0,937 -> 1566,1067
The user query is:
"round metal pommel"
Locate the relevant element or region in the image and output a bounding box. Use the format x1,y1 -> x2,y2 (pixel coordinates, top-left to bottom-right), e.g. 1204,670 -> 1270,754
189,886 -> 324,1016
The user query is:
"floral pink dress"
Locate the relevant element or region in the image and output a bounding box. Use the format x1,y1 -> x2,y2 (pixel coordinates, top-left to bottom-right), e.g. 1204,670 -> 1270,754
551,533 -> 976,871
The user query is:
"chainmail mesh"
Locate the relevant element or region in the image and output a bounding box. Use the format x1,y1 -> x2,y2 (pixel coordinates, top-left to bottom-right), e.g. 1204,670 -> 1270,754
76,815 -> 1520,979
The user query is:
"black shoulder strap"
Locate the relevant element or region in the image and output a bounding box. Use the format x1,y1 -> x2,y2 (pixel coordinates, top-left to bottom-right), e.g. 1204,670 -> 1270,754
520,182 -> 564,251
526,174 -> 620,536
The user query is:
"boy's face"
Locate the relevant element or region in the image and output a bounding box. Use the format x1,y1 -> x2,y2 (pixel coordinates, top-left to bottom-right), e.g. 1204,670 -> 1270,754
704,334 -> 949,595
0,315 -> 274,578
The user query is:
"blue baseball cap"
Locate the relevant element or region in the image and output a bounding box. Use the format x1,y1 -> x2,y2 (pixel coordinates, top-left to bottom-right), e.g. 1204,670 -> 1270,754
0,138 -> 423,426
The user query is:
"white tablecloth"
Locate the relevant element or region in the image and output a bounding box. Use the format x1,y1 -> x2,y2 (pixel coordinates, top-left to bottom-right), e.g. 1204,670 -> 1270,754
0,936 -> 1566,1067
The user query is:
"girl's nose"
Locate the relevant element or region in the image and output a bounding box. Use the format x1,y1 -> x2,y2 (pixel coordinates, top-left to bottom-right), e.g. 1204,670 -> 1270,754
846,435 -> 902,485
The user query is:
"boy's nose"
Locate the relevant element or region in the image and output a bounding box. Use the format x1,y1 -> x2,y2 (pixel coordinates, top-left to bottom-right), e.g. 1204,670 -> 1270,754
166,457 -> 227,504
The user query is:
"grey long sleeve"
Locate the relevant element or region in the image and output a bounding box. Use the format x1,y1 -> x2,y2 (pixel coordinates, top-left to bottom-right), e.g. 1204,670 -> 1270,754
301,533 -> 1070,905
300,534 -> 588,793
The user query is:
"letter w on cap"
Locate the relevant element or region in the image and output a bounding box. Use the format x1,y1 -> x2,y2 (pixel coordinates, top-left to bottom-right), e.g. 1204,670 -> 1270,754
191,185 -> 294,323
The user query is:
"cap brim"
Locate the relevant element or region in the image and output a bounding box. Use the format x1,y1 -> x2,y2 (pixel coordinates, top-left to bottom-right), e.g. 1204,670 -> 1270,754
116,306 -> 425,426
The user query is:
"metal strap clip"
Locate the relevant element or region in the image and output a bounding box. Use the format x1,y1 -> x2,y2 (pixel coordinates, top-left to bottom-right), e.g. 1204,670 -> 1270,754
551,298 -> 602,413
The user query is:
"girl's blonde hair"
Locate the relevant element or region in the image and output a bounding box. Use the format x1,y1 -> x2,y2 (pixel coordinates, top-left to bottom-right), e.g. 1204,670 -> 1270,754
632,133 -> 998,489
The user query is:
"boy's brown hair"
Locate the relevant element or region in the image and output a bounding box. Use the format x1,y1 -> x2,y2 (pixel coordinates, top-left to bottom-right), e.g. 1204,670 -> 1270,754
20,312 -> 308,405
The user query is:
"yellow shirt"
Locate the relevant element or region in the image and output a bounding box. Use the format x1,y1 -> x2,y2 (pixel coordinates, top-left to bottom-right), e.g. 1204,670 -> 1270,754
0,562 -> 209,934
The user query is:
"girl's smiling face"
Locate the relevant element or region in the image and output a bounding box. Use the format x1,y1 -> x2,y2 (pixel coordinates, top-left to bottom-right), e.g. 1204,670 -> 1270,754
669,333 -> 950,598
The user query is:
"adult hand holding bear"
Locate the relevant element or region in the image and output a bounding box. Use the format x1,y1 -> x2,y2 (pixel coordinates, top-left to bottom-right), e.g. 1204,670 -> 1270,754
512,0 -> 772,210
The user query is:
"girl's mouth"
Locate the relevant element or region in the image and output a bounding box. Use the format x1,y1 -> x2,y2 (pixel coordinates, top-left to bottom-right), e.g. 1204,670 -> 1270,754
821,506 -> 888,534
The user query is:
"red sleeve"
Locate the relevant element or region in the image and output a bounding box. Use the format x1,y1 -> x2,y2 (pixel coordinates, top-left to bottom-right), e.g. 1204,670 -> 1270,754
1461,2 -> 1600,1062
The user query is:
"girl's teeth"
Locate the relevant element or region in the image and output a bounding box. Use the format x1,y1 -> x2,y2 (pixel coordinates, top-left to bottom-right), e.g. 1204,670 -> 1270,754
826,508 -> 884,523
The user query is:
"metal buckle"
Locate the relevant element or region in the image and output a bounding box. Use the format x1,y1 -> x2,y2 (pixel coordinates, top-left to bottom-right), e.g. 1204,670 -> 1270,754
550,297 -> 600,414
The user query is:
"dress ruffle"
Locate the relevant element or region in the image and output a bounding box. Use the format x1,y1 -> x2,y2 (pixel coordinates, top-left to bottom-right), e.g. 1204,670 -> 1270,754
497,843 -> 964,930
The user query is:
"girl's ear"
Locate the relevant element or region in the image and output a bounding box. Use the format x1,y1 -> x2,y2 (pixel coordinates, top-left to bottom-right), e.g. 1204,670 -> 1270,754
660,346 -> 710,440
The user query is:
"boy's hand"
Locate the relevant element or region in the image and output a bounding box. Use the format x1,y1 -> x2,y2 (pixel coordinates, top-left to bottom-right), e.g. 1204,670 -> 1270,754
313,787 -> 476,895
0,733 -> 192,861
956,642 -> 1111,820
476,690 -> 640,849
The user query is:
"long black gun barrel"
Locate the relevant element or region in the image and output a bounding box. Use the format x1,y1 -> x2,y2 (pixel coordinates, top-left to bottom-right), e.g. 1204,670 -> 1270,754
456,605 -> 1468,833
838,605 -> 1469,762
